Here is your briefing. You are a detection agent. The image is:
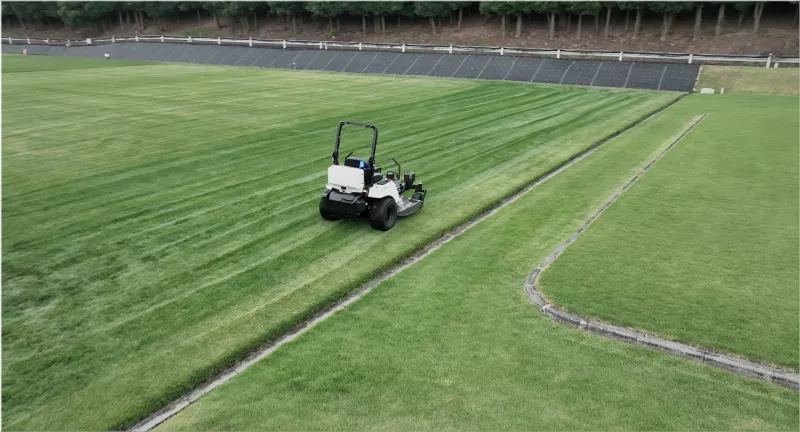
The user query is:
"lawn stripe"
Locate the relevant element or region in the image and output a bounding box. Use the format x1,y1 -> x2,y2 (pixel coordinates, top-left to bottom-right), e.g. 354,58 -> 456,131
128,93 -> 688,432
524,113 -> 800,389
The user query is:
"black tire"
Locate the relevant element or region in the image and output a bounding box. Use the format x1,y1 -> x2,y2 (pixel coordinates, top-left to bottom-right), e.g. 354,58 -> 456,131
369,197 -> 398,231
319,197 -> 338,221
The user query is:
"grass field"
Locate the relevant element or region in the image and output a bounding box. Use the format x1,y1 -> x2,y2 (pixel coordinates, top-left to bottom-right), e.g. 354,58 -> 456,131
2,53 -> 155,73
1,55 -> 679,430
161,94 -> 798,431
539,93 -> 799,369
695,65 -> 800,95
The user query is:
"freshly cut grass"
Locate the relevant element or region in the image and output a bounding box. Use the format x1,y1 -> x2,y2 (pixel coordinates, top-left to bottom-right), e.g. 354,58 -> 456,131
161,96 -> 798,431
695,65 -> 799,95
540,93 -> 799,369
2,53 -> 155,73
1,54 -> 678,430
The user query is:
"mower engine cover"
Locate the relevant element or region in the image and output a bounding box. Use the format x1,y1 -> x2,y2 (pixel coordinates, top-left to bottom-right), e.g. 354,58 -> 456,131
327,165 -> 365,194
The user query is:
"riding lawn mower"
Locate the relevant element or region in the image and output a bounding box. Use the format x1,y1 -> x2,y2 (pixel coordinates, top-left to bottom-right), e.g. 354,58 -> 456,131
319,121 -> 427,231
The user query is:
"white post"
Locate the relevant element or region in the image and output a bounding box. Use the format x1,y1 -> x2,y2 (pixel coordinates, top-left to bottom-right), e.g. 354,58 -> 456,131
500,47 -> 504,56
249,37 -> 253,47
720,87 -> 724,94
86,38 -> 92,45
319,41 -> 323,49
283,40 -> 287,49
135,35 -> 139,42
112,36 -> 115,43
766,53 -> 772,68
688,53 -> 693,64
188,36 -> 192,43
402,43 -> 405,53
27,37 -> 30,44
46,39 -> 50,44
161,35 -> 164,43
217,37 -> 221,45
556,49 -> 561,59
774,62 -> 779,68
359,42 -> 362,51
619,51 -> 623,61
8,36 -> 12,44
449,44 -> 452,54
325,42 -> 328,50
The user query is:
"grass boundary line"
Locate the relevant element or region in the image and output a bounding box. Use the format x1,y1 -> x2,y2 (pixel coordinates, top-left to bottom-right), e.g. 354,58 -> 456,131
525,113 -> 800,390
127,93 -> 687,432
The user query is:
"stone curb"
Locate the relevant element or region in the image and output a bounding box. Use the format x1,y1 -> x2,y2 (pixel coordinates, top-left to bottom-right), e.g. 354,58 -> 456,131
525,113 -> 799,391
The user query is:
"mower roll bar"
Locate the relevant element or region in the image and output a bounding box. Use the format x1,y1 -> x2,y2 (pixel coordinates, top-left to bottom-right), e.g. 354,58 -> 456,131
332,120 -> 378,166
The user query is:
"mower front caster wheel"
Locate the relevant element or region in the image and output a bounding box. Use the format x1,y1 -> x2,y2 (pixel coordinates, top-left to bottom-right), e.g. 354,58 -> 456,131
369,197 -> 397,231
319,197 -> 338,221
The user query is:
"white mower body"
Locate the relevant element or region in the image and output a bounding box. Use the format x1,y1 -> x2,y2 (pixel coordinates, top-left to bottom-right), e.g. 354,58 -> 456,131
327,165 -> 364,194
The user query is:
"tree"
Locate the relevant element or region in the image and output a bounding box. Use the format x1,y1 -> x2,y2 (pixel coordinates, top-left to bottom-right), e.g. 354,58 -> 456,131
752,1 -> 765,34
693,2 -> 704,40
734,2 -> 751,29
449,2 -> 471,30
269,2 -> 304,35
368,2 -> 403,36
532,1 -> 561,40
306,1 -> 345,32
649,2 -> 692,41
144,2 -> 178,32
414,2 -> 450,34
202,2 -> 224,29
479,2 -> 519,39
713,2 -> 726,40
617,2 -> 644,39
602,2 -> 614,39
568,2 -> 600,39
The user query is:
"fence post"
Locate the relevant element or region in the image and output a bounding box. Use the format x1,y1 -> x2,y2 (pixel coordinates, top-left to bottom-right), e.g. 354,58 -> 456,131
188,36 -> 192,43
27,37 -> 30,44
217,37 -> 221,45
688,53 -> 693,64
86,38 -> 92,45
319,41 -> 323,49
325,42 -> 328,50
249,37 -> 253,47
500,47 -> 504,56
112,36 -> 115,43
161,35 -> 164,43
8,37 -> 11,44
774,62 -> 779,68
283,40 -> 287,49
619,51 -> 623,61
46,39 -> 50,44
556,49 -> 561,59
766,53 -> 772,68
449,44 -> 453,54
402,43 -> 405,53
359,42 -> 362,51
135,35 -> 139,42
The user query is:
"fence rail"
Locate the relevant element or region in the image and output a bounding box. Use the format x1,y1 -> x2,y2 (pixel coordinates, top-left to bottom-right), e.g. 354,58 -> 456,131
4,34 -> 798,67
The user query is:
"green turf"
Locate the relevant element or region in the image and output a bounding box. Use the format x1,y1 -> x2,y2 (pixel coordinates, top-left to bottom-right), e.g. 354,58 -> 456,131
538,93 -> 799,369
1,55 -> 678,430
2,53 -> 155,73
160,95 -> 798,431
695,65 -> 800,96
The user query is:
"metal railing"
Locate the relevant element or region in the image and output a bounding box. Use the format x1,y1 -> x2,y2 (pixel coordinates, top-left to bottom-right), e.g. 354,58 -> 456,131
4,34 -> 797,67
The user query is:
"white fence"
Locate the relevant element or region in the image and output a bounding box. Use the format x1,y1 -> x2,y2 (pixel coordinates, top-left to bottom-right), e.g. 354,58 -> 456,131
4,34 -> 798,67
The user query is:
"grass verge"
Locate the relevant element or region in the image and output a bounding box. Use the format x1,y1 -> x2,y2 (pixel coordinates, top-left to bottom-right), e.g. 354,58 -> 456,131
695,65 -> 799,95
539,93 -> 799,369
160,94 -> 798,431
2,54 -> 678,429
2,53 -> 156,72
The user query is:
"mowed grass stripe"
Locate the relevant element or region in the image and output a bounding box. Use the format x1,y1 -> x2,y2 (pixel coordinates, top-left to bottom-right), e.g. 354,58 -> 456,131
538,93 -> 799,368
2,55 -> 677,429
158,95 -> 798,432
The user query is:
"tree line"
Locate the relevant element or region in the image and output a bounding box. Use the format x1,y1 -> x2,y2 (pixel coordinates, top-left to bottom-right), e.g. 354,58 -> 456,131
3,2 -> 796,41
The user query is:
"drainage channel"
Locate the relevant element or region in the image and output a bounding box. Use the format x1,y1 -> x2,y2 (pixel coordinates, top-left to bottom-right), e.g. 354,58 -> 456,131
129,94 -> 689,431
524,113 -> 800,390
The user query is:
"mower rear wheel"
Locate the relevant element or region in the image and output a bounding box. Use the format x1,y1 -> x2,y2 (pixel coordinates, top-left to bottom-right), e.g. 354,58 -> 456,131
369,197 -> 397,231
319,197 -> 338,221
